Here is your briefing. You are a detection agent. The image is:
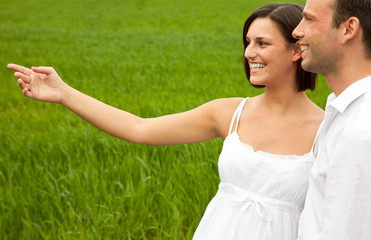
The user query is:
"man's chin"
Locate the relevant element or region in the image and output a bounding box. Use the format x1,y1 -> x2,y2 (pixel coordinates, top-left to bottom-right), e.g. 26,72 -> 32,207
300,58 -> 313,72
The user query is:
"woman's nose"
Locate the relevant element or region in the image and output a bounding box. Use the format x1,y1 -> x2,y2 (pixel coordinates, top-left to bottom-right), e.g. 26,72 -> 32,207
244,44 -> 257,59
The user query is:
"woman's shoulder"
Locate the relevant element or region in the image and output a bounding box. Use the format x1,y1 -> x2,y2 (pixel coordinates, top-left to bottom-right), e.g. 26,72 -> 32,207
208,97 -> 245,106
306,101 -> 325,123
297,102 -> 324,137
204,97 -> 247,114
204,97 -> 248,138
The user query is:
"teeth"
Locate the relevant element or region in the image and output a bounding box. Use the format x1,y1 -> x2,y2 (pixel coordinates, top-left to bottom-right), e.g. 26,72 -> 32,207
301,45 -> 309,51
250,63 -> 266,70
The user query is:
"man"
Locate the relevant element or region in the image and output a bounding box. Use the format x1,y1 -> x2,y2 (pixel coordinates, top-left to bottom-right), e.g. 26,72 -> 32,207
292,0 -> 371,239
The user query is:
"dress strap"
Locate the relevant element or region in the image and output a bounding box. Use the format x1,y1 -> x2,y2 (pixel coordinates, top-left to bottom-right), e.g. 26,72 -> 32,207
228,97 -> 249,135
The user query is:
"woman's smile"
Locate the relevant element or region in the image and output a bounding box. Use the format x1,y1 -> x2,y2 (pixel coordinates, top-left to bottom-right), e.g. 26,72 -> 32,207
249,62 -> 267,73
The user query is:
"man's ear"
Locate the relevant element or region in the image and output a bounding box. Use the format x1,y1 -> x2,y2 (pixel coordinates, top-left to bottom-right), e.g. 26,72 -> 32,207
342,17 -> 360,44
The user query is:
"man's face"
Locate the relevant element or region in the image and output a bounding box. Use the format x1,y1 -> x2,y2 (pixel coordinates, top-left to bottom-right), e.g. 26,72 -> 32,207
293,0 -> 342,75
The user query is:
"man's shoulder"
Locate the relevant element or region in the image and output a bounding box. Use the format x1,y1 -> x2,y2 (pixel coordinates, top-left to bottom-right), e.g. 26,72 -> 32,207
355,90 -> 371,116
343,91 -> 371,133
334,89 -> 371,134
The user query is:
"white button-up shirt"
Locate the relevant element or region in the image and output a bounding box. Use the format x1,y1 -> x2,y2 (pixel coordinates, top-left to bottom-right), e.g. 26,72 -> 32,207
298,75 -> 371,240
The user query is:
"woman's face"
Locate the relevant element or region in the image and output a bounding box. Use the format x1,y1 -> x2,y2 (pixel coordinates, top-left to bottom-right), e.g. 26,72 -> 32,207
245,17 -> 298,89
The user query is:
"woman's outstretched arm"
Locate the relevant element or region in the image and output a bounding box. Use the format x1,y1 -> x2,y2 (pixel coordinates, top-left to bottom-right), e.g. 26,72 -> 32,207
7,63 -> 231,145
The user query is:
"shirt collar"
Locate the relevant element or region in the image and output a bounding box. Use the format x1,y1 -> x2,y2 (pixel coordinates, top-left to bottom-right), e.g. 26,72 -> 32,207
326,75 -> 371,113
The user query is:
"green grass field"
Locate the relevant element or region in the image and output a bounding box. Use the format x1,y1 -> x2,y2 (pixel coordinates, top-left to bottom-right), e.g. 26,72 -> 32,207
0,0 -> 332,239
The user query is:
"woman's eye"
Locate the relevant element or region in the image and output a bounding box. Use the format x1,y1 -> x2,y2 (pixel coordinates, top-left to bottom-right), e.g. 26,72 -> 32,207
259,41 -> 268,46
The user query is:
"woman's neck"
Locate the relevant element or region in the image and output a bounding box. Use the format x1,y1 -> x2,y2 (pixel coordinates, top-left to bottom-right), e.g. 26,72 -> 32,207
260,87 -> 310,115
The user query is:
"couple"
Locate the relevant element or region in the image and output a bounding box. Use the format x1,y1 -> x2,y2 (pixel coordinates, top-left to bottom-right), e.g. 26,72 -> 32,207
7,0 -> 371,239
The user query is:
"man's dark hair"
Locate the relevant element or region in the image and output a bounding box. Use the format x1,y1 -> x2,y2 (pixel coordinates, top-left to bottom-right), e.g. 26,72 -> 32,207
332,0 -> 371,58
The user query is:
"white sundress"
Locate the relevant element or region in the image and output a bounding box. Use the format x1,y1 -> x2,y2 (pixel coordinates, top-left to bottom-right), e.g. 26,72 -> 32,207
193,97 -> 316,240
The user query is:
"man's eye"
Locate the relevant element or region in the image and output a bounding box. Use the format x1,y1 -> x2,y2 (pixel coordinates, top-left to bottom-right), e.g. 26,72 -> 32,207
304,15 -> 312,22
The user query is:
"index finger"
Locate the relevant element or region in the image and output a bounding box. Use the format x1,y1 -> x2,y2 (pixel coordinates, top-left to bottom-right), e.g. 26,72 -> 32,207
7,63 -> 33,75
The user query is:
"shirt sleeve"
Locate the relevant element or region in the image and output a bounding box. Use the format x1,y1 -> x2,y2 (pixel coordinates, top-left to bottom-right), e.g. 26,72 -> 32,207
320,128 -> 371,239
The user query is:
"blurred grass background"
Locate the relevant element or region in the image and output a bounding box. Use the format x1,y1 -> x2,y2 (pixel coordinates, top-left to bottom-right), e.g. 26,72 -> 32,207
0,0 -> 331,239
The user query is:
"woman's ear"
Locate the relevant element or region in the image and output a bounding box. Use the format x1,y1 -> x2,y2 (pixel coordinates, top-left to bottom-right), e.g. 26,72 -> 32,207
292,43 -> 301,62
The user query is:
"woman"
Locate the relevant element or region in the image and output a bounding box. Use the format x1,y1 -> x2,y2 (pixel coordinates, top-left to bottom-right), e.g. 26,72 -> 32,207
7,3 -> 323,240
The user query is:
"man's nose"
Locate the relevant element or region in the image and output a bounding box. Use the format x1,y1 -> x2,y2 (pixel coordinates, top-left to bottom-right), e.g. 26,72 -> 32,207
292,20 -> 304,39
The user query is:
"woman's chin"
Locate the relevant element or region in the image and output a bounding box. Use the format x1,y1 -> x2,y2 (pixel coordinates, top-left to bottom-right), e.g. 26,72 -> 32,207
249,78 -> 265,86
